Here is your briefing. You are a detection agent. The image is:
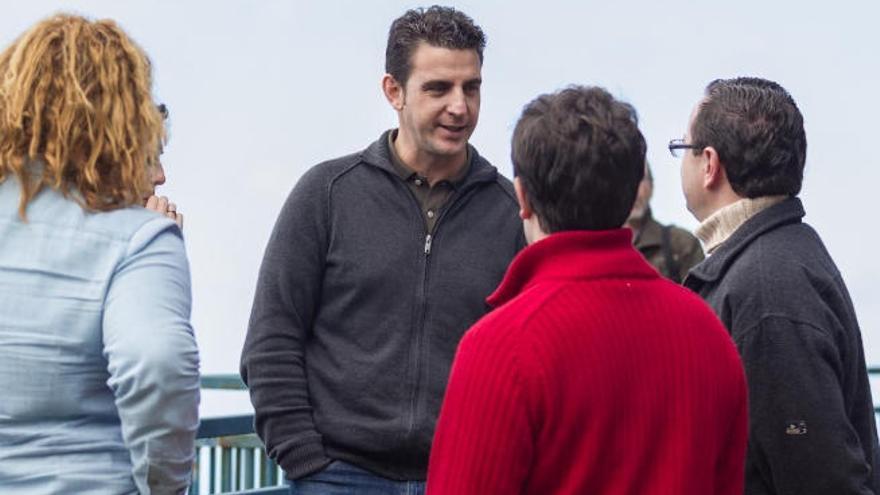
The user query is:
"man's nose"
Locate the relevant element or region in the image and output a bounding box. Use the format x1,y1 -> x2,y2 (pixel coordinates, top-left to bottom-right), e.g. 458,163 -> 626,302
446,89 -> 467,116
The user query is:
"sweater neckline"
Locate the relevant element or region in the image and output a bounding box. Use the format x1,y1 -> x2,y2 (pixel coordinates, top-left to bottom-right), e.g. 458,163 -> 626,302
686,197 -> 805,286
696,196 -> 787,254
487,229 -> 659,308
362,129 -> 496,187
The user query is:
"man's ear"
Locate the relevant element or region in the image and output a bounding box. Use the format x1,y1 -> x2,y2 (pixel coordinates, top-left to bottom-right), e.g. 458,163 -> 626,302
702,146 -> 728,190
382,74 -> 405,111
514,177 -> 533,220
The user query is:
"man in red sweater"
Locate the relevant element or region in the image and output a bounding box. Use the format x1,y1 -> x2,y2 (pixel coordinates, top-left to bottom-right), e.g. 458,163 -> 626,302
426,86 -> 748,495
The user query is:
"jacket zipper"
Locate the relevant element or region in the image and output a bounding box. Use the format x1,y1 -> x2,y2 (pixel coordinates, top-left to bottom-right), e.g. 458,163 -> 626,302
406,185 -> 479,434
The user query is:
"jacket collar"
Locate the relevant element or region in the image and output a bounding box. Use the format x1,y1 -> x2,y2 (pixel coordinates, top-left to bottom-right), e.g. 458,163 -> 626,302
695,195 -> 787,254
632,209 -> 663,249
687,196 -> 805,285
360,129 -> 498,187
487,229 -> 659,308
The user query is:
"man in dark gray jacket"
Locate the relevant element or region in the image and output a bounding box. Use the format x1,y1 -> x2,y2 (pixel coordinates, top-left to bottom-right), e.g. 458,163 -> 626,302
240,6 -> 522,494
676,77 -> 879,494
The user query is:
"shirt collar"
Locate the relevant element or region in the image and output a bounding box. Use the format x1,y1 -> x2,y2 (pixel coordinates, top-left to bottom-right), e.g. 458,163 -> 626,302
386,129 -> 471,187
631,209 -> 664,249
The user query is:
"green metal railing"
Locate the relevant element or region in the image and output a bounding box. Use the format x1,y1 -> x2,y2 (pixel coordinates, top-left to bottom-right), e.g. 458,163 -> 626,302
193,375 -> 287,495
201,374 -> 248,390
195,369 -> 880,494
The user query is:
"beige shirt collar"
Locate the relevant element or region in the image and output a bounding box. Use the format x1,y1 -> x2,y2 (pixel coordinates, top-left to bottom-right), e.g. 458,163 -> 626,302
696,196 -> 788,254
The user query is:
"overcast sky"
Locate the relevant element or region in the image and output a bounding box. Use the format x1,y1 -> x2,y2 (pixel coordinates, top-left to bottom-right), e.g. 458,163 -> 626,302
4,1 -> 879,383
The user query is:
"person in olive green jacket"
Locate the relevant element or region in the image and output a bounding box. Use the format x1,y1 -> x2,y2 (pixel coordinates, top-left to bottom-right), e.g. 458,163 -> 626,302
626,164 -> 703,283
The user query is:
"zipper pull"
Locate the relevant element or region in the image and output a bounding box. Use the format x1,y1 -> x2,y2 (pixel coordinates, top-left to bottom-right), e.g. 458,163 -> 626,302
424,234 -> 433,255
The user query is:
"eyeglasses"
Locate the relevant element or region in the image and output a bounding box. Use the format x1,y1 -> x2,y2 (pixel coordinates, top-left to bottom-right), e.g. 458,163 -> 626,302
668,138 -> 703,158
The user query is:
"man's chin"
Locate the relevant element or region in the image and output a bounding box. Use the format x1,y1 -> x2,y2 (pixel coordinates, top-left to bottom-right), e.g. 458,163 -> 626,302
428,145 -> 467,161
431,135 -> 471,156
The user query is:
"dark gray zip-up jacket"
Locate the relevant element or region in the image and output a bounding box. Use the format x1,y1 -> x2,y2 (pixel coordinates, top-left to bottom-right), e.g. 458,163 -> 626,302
241,131 -> 524,481
685,197 -> 880,495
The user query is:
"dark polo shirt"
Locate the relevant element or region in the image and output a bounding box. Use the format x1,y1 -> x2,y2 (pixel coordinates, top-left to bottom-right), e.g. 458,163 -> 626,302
387,130 -> 470,233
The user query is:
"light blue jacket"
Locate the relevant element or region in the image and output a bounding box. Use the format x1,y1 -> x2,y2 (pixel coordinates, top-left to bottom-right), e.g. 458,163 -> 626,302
0,177 -> 200,494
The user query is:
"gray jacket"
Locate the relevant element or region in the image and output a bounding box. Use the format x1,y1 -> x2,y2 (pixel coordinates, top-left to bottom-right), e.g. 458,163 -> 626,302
685,197 -> 879,495
241,131 -> 523,481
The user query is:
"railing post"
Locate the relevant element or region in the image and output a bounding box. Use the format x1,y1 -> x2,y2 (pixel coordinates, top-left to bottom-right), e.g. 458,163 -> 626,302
244,448 -> 255,489
221,447 -> 232,492
196,376 -> 294,494
262,455 -> 278,486
190,450 -> 200,495
210,446 -> 217,493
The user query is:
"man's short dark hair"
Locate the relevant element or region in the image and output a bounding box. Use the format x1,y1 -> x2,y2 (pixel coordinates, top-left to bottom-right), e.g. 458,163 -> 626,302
385,6 -> 485,85
691,77 -> 807,197
512,86 -> 646,232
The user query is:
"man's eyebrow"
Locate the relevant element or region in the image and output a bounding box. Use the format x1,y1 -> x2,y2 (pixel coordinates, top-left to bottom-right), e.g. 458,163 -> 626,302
421,78 -> 482,91
421,80 -> 452,91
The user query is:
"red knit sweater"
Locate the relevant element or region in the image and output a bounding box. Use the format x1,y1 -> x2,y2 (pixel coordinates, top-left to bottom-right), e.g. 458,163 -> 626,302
427,230 -> 747,495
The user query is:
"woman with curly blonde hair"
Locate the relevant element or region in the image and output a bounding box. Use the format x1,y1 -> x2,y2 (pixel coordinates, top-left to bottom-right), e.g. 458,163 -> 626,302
0,14 -> 199,494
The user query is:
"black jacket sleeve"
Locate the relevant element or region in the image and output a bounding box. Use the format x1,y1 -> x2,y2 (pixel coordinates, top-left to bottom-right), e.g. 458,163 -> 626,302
240,165 -> 333,478
737,316 -> 875,495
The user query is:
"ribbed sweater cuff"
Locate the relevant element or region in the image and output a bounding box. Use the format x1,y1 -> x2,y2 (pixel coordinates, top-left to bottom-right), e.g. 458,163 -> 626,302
277,441 -> 332,480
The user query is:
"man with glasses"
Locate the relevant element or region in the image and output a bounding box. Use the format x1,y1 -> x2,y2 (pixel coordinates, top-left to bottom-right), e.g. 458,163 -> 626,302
676,77 -> 879,494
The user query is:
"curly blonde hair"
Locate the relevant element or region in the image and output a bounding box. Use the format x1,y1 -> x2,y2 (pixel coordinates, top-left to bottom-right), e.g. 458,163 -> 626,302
0,14 -> 165,218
